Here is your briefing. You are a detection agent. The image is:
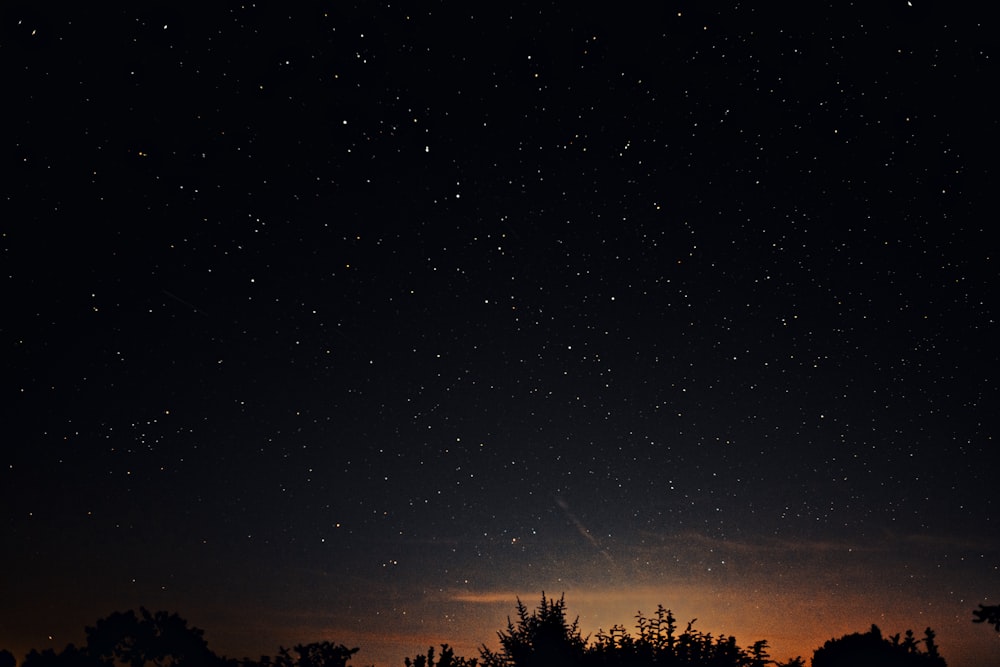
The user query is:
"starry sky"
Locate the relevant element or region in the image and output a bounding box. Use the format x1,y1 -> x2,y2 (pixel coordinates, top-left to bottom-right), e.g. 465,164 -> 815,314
3,3 -> 997,666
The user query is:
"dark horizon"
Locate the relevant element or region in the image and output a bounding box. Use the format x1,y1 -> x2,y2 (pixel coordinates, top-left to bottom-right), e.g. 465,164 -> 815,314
2,594 -> 992,667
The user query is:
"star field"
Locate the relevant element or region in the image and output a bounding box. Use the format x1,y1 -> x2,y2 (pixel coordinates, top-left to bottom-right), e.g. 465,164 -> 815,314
3,4 -> 997,667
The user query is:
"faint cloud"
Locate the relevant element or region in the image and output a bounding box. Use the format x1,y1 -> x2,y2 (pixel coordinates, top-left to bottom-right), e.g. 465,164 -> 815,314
449,591 -> 534,604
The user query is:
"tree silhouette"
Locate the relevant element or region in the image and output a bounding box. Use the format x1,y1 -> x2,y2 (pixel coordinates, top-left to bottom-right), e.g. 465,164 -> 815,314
405,644 -> 478,667
4,598 -> 957,667
812,624 -> 946,667
283,642 -> 359,667
773,658 -> 805,667
83,608 -> 217,667
21,644 -> 94,667
478,594 -> 780,667
588,606 -> 773,667
972,603 -> 1000,632
480,593 -> 587,667
225,642 -> 360,667
8,610 -> 368,667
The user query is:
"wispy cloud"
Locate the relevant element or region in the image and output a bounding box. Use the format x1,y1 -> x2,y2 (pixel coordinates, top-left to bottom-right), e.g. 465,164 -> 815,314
449,591 -> 535,604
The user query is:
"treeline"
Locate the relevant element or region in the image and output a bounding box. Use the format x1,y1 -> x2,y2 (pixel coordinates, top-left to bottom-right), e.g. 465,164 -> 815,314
4,594 -> 989,667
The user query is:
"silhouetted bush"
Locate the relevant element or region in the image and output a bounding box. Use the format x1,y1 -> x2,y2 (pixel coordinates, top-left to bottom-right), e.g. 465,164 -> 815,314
85,608 -> 216,667
480,593 -> 587,667
405,644 -> 478,667
223,641 -> 362,667
14,609 -> 218,667
477,594 -> 775,667
21,644 -> 94,667
279,642 -> 359,667
811,624 -> 946,667
586,603 -> 773,667
772,658 -> 805,667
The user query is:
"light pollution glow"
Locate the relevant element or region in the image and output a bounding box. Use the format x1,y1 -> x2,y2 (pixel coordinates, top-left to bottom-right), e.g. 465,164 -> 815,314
5,530 -> 997,666
166,531 -> 1000,666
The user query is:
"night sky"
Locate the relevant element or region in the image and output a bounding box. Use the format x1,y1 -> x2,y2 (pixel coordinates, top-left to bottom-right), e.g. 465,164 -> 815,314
3,3 -> 997,666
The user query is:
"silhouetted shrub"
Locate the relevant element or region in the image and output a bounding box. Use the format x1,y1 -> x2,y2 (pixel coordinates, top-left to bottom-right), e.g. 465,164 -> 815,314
479,594 -> 776,667
812,624 -> 946,667
284,642 -> 359,667
405,644 -> 478,667
586,603 -> 772,667
772,658 -> 805,667
231,642 -> 361,667
480,593 -> 587,667
21,644 -> 94,667
83,608 -> 217,667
